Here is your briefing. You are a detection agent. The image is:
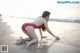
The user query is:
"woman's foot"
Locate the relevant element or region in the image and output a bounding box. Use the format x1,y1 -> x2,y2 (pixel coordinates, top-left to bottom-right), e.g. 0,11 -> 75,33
26,41 -> 31,47
15,37 -> 26,45
26,39 -> 38,47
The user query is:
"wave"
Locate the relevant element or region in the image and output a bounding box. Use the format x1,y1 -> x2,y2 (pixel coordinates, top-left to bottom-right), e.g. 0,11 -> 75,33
50,18 -> 80,23
24,17 -> 80,23
3,15 -> 80,23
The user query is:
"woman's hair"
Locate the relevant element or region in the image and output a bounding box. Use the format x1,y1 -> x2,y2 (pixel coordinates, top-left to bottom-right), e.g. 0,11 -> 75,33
41,11 -> 51,31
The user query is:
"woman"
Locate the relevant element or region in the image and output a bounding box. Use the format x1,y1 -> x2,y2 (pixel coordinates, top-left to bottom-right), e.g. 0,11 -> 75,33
16,11 -> 60,47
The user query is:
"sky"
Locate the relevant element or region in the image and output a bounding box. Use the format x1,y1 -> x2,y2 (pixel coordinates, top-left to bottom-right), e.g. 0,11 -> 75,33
0,0 -> 80,18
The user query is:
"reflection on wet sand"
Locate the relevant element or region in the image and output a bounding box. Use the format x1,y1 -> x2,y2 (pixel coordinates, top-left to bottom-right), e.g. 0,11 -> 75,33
0,17 -> 80,53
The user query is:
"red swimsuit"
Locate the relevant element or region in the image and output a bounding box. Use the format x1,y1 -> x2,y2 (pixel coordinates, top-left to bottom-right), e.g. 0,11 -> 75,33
22,23 -> 43,31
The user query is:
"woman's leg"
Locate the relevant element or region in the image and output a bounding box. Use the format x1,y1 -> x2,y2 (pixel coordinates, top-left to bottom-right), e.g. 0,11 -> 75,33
22,30 -> 32,41
15,30 -> 31,45
25,26 -> 38,47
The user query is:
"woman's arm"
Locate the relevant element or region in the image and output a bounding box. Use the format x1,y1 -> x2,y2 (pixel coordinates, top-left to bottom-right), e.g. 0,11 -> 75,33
42,19 -> 57,38
42,19 -> 60,40
39,29 -> 47,38
39,29 -> 43,38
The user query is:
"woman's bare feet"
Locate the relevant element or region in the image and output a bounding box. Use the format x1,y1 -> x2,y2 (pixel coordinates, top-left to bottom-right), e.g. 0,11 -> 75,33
15,40 -> 24,45
15,37 -> 26,45
26,39 -> 38,47
26,41 -> 31,47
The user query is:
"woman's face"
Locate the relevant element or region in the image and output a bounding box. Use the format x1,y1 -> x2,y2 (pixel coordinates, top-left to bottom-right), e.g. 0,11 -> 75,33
45,16 -> 49,21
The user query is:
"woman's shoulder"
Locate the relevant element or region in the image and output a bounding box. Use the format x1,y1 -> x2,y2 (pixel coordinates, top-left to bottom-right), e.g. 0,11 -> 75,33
37,16 -> 43,19
37,16 -> 42,18
37,17 -> 45,21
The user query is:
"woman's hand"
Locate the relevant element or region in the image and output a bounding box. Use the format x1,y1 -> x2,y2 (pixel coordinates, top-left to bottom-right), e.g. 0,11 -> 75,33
55,36 -> 60,40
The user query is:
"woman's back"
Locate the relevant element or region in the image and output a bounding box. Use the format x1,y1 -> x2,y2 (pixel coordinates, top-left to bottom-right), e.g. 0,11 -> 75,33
32,17 -> 46,27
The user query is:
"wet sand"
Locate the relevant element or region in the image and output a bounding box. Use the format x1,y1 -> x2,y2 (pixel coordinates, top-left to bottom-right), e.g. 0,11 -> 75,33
0,17 -> 80,53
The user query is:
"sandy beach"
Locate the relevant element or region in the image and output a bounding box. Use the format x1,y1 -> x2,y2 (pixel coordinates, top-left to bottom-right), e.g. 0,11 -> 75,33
0,17 -> 80,53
